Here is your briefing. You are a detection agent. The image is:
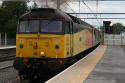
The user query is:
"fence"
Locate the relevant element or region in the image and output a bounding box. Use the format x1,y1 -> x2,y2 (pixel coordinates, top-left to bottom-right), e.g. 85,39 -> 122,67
104,34 -> 125,45
0,39 -> 15,45
0,33 -> 16,46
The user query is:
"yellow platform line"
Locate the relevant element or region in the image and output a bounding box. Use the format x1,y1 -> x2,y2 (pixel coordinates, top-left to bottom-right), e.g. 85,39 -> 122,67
46,45 -> 107,83
72,45 -> 107,83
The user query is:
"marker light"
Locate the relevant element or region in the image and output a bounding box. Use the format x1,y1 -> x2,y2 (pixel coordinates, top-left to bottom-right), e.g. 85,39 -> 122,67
24,58 -> 29,65
40,51 -> 45,55
33,43 -> 38,49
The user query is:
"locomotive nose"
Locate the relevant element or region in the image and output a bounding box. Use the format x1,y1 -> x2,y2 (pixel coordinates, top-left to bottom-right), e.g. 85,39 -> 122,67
16,35 -> 64,58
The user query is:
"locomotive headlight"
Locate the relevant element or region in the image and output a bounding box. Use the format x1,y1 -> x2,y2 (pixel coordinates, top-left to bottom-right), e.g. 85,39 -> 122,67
40,51 -> 45,55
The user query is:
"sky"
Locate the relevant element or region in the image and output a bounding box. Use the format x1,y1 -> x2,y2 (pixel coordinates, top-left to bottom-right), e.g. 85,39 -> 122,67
0,1 -> 2,4
61,1 -> 125,27
1,0 -> 125,27
34,0 -> 125,26
29,0 -> 125,27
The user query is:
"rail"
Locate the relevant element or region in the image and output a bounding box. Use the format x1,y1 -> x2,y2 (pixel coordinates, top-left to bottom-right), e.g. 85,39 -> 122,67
0,55 -> 15,62
0,46 -> 16,62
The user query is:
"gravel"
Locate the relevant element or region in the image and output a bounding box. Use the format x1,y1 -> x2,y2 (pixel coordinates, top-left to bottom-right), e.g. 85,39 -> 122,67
0,66 -> 20,83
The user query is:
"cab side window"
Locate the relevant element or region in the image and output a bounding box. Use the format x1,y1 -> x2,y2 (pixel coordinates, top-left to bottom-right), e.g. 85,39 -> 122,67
65,22 -> 70,34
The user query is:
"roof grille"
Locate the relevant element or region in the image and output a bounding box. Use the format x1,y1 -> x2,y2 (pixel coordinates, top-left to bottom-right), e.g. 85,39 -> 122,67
31,8 -> 55,13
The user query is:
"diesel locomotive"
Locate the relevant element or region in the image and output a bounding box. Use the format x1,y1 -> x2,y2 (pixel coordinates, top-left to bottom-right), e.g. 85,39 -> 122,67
14,8 -> 102,80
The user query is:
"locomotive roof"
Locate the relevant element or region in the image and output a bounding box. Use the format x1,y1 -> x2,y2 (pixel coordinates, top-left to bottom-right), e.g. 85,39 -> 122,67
20,8 -> 72,21
67,14 -> 94,28
80,20 -> 94,28
20,8 -> 94,28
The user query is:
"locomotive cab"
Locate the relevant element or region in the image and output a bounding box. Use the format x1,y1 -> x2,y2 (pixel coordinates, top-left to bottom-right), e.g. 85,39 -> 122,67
14,8 -> 73,75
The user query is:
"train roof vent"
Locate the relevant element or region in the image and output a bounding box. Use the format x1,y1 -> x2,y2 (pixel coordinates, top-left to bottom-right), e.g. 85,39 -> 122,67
67,14 -> 80,24
31,8 -> 55,13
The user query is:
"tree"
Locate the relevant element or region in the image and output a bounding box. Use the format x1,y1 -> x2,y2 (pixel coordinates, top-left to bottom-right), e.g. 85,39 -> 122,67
4,19 -> 17,38
111,23 -> 125,34
28,1 -> 38,10
0,1 -> 28,38
32,1 -> 38,9
1,1 -> 27,19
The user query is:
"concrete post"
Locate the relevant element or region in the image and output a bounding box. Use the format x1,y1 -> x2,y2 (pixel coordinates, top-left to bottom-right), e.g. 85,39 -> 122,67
102,24 -> 105,45
120,27 -> 122,46
5,33 -> 7,45
79,0 -> 80,17
0,33 -> 1,46
57,0 -> 60,9
45,0 -> 48,7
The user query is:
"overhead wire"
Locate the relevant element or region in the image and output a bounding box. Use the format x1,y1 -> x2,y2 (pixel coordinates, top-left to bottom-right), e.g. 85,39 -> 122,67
64,0 -> 76,13
64,0 -> 102,26
96,0 -> 102,27
79,0 -> 81,17
81,0 -> 102,26
96,0 -> 98,14
96,0 -> 103,27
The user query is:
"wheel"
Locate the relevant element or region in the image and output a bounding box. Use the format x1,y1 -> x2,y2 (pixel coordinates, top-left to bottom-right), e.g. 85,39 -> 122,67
19,75 -> 29,83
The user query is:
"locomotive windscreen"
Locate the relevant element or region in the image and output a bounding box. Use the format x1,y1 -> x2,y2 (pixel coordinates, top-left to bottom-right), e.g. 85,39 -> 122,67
19,20 -> 62,33
19,20 -> 39,33
40,20 -> 62,33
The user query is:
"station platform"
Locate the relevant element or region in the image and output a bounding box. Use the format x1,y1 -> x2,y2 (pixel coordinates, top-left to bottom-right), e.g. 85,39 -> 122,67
46,45 -> 125,83
84,46 -> 125,83
0,45 -> 16,49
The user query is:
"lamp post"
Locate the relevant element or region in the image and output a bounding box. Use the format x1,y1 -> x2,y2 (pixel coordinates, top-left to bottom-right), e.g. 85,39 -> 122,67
5,33 -> 7,46
57,0 -> 60,9
0,33 -> 1,46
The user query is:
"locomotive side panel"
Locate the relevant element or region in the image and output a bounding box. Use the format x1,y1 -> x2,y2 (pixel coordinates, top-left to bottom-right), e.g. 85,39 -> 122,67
72,23 -> 93,56
93,29 -> 101,45
86,29 -> 93,49
73,30 -> 87,56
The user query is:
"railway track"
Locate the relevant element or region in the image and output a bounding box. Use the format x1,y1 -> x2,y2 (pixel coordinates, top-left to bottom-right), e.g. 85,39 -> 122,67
0,47 -> 15,70
0,55 -> 15,70
0,64 -> 13,70
0,55 -> 15,62
0,47 -> 16,62
0,60 -> 19,83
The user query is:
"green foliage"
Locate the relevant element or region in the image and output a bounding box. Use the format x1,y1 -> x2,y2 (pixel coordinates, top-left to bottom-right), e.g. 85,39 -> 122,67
102,22 -> 125,34
32,2 -> 38,9
0,1 -> 28,38
28,1 -> 38,10
112,23 -> 125,34
4,19 -> 17,38
1,1 -> 27,19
